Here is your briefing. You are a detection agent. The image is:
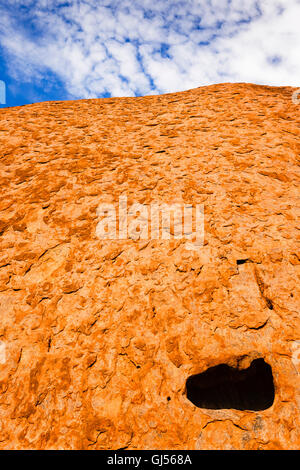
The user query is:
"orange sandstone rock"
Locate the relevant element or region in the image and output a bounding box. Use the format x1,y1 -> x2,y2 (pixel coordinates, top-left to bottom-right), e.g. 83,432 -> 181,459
0,83 -> 299,449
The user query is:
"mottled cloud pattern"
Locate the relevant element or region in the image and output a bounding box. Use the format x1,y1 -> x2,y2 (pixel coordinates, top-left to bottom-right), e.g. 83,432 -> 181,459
0,0 -> 299,100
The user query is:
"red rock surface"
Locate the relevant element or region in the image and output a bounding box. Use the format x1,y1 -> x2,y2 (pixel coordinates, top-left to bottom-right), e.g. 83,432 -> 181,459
0,83 -> 299,449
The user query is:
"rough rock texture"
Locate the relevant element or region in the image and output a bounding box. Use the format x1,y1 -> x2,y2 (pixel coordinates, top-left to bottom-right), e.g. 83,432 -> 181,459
0,83 -> 299,450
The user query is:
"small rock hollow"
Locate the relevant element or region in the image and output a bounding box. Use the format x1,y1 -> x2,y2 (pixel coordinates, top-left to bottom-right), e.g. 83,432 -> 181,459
186,358 -> 275,411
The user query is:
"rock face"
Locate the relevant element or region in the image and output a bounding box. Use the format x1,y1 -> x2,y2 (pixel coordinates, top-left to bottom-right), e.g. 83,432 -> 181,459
0,83 -> 299,450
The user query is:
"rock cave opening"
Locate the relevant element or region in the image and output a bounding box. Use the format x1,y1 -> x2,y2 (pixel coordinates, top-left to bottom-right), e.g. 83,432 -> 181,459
186,358 -> 275,411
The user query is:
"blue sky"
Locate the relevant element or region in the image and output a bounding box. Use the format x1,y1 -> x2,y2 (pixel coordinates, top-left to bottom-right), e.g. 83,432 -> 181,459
0,0 -> 299,108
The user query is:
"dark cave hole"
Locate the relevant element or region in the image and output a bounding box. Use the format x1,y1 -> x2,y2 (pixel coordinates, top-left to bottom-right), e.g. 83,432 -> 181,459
186,358 -> 275,411
236,259 -> 249,265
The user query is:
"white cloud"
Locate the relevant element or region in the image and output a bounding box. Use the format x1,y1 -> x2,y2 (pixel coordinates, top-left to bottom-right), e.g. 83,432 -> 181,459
0,0 -> 299,100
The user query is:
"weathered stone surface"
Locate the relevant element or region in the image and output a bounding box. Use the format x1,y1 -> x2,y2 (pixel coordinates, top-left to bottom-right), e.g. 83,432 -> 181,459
0,83 -> 299,449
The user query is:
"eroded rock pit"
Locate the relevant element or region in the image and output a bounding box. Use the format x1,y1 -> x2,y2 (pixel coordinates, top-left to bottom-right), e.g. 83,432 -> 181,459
186,358 -> 275,411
